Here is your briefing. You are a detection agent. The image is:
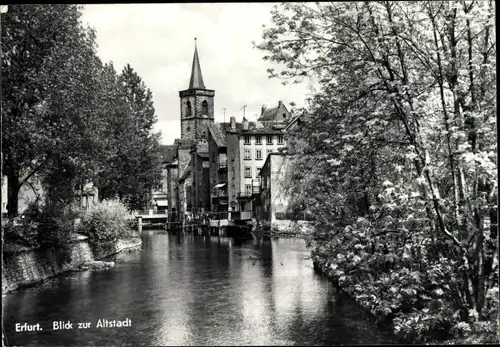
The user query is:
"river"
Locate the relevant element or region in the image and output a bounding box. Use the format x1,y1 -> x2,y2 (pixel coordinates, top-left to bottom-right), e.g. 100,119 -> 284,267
3,229 -> 396,346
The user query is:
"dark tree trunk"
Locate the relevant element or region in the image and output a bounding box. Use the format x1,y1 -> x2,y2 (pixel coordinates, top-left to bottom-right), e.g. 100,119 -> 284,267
7,169 -> 20,218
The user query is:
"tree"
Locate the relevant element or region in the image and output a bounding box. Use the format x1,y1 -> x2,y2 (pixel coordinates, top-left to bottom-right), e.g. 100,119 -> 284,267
256,1 -> 497,341
1,4 -> 103,216
96,64 -> 163,211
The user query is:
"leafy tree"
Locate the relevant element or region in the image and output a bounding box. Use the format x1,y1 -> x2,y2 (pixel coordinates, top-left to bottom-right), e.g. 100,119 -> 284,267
256,1 -> 496,342
1,4 -> 103,216
97,64 -> 163,211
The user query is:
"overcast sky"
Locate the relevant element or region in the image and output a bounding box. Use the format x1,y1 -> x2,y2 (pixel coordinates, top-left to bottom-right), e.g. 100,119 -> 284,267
81,3 -> 312,145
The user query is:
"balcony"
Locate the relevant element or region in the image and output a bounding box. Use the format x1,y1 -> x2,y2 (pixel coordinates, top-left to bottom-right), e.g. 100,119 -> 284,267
237,192 -> 252,200
218,161 -> 227,171
231,210 -> 253,221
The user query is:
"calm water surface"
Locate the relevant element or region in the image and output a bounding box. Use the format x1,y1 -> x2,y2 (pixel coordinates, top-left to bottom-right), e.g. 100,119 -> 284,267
3,230 -> 396,346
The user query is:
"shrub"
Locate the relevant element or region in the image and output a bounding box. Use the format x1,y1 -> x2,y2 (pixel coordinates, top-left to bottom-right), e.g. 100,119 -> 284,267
77,199 -> 131,252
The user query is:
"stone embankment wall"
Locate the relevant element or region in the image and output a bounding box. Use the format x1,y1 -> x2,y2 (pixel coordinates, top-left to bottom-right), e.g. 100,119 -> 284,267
2,235 -> 141,295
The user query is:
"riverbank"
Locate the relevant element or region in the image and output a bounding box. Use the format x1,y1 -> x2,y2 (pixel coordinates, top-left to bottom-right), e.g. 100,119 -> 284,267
2,234 -> 141,296
312,253 -> 499,345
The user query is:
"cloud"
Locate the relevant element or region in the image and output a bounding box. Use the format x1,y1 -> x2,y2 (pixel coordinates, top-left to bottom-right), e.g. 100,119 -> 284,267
81,3 -> 309,145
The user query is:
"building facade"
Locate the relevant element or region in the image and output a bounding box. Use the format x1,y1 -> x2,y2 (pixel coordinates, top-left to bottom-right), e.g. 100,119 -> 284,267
223,101 -> 291,220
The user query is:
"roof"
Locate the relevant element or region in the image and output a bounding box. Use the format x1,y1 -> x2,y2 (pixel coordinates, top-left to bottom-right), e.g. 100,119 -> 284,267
159,145 -> 177,163
284,113 -> 303,131
188,39 -> 205,89
257,101 -> 291,123
208,122 -> 243,147
179,158 -> 192,181
236,120 -> 286,135
258,106 -> 280,122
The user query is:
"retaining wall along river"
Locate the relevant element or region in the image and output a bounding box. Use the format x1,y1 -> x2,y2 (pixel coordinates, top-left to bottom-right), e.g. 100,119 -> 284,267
2,235 -> 141,295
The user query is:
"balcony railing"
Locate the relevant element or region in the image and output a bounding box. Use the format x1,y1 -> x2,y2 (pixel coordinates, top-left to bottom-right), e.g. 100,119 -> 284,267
237,192 -> 252,199
218,162 -> 227,170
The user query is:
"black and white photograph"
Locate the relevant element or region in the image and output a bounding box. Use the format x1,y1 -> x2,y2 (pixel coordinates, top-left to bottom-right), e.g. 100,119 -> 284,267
1,2 -> 498,346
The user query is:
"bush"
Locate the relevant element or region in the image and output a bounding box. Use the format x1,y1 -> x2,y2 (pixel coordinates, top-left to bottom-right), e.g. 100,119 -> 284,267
77,199 -> 131,252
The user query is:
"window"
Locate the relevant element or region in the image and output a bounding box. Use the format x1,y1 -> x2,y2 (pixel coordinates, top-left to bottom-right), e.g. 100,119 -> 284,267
244,135 -> 251,144
266,135 -> 273,144
232,184 -> 235,197
186,101 -> 192,117
278,135 -> 284,144
245,184 -> 252,195
256,149 -> 262,160
255,135 -> 262,144
244,167 -> 252,178
202,100 -> 208,115
232,168 -> 235,179
283,113 -> 287,119
187,126 -> 191,132
267,149 -> 272,157
244,149 -> 251,160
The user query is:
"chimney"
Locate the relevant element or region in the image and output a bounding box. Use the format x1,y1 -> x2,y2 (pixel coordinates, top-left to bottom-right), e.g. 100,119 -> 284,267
242,117 -> 248,131
261,105 -> 267,115
278,100 -> 283,107
230,116 -> 236,130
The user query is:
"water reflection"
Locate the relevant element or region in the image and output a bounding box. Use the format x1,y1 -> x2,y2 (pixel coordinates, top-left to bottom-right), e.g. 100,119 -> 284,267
4,230 -> 396,346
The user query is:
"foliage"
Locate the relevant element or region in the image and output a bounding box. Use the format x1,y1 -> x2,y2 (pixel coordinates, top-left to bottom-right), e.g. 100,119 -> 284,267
256,1 -> 497,343
3,201 -> 77,264
2,5 -> 163,217
96,64 -> 163,211
77,199 -> 132,253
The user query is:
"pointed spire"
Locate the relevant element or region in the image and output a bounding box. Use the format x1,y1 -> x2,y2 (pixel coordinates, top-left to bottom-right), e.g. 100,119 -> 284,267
188,38 -> 206,89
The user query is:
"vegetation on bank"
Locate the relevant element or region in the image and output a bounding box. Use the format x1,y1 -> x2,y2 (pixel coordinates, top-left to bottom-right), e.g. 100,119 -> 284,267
3,199 -> 134,261
77,200 -> 134,254
256,1 -> 497,344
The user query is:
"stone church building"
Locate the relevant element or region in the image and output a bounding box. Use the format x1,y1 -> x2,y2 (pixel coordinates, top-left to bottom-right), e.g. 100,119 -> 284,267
161,39 -> 215,225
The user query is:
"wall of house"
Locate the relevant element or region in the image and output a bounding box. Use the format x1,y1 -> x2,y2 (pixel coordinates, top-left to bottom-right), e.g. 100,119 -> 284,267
167,165 -> 178,222
208,135 -> 218,210
236,133 -> 286,212
2,176 -> 7,214
178,171 -> 193,220
226,133 -> 240,212
2,236 -> 141,295
270,155 -> 291,222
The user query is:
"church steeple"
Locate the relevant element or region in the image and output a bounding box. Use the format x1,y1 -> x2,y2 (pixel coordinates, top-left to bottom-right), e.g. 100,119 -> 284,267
188,38 -> 205,89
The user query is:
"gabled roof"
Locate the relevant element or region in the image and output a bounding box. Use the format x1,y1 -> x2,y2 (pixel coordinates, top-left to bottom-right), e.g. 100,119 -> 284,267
259,106 -> 280,122
208,122 -> 243,147
257,101 -> 291,123
188,39 -> 205,89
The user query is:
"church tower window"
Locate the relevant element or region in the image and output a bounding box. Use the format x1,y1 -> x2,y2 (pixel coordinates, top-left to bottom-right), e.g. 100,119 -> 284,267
186,101 -> 192,117
202,100 -> 208,116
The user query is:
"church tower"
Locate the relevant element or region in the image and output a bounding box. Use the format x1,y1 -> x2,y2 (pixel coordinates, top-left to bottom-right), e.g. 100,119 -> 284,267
179,38 -> 215,141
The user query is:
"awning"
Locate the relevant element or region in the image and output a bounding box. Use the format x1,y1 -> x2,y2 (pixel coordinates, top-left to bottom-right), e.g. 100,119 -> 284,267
155,200 -> 169,207
214,183 -> 227,188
